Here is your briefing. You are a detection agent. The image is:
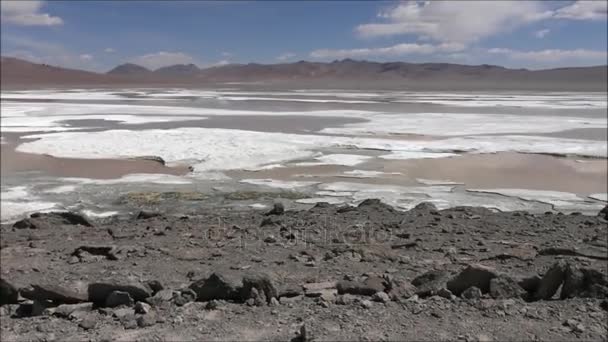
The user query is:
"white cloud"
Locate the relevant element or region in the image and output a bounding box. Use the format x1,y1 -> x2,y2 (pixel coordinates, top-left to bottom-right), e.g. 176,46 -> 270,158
356,1 -> 552,44
276,52 -> 296,61
310,42 -> 465,59
555,0 -> 607,20
221,51 -> 233,57
79,54 -> 93,61
130,51 -> 199,69
534,29 -> 551,38
211,60 -> 230,66
488,47 -> 608,63
0,0 -> 63,26
104,48 -> 115,53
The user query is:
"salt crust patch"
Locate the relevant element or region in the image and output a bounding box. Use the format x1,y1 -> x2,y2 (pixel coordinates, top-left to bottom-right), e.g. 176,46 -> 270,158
588,193 -> 607,202
467,188 -> 605,212
240,179 -> 319,189
81,209 -> 119,218
416,179 -> 465,186
321,113 -> 607,137
296,197 -> 347,205
16,128 -> 606,176
1,186 -> 59,222
295,154 -> 372,167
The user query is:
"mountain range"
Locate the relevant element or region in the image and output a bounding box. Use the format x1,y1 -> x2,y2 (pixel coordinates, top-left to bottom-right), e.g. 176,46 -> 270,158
2,56 -> 606,91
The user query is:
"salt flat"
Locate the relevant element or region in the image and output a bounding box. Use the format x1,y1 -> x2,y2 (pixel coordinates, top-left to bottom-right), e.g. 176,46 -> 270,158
1,88 -> 606,222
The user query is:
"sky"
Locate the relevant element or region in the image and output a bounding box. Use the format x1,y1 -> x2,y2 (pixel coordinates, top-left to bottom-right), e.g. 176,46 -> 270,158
1,0 -> 607,72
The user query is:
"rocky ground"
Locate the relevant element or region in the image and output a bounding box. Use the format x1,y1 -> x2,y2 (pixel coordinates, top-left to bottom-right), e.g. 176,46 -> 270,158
1,201 -> 607,341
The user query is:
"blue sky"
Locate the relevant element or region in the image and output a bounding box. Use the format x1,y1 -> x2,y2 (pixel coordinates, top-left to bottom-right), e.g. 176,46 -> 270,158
1,0 -> 606,71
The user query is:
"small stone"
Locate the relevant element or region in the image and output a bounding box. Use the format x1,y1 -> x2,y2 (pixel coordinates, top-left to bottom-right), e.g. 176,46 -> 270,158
461,287 -> 482,300
372,291 -> 390,303
269,297 -> 280,307
264,235 -> 277,243
134,301 -> 151,314
136,311 -> 157,327
489,275 -> 526,299
79,315 -> 97,330
105,291 -> 134,308
265,202 -> 285,216
360,299 -> 373,309
447,264 -> 497,296
535,261 -> 567,300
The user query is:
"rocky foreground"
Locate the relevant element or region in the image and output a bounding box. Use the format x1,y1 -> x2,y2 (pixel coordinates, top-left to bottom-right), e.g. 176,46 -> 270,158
1,201 -> 607,341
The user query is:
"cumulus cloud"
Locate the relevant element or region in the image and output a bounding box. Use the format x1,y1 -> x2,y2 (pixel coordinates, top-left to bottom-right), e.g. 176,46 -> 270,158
310,42 -> 465,59
356,1 -> 552,44
554,0 -> 607,20
104,48 -> 115,53
534,29 -> 551,38
130,51 -> 199,69
488,47 -> 608,63
276,52 -> 296,61
0,0 -> 63,26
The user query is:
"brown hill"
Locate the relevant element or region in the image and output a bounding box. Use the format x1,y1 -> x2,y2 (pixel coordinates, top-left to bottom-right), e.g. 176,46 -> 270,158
1,56 -> 606,91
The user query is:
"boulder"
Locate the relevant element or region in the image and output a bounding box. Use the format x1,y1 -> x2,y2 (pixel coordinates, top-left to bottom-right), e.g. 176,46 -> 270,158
489,275 -> 526,299
31,211 -> 93,227
265,203 -> 285,216
0,279 -> 19,306
388,280 -> 417,301
21,283 -> 88,304
88,280 -> 152,304
12,218 -> 37,229
517,274 -> 542,294
372,291 -> 390,303
447,264 -> 497,295
337,276 -> 386,296
561,265 -> 608,299
50,302 -> 93,319
241,273 -> 278,304
413,202 -> 438,212
534,261 -> 567,300
598,205 -> 608,220
136,311 -> 157,327
105,291 -> 134,308
72,245 -> 118,261
189,271 -> 243,302
411,270 -> 451,297
136,211 -> 161,220
146,289 -> 175,307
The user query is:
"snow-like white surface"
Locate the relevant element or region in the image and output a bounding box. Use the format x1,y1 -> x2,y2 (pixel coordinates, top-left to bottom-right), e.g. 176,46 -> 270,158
417,179 -> 465,185
44,185 -> 78,194
295,154 -> 372,167
240,179 -> 319,189
62,174 -> 194,185
81,209 -> 119,218
248,203 -> 269,209
589,193 -> 607,202
339,170 -> 401,178
380,151 -> 460,160
1,186 -> 59,222
296,197 -> 346,205
467,188 -> 605,212
321,113 -> 607,137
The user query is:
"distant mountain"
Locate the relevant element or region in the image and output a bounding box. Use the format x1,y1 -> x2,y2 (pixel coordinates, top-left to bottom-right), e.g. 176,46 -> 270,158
107,63 -> 151,76
2,56 -> 606,91
154,63 -> 200,76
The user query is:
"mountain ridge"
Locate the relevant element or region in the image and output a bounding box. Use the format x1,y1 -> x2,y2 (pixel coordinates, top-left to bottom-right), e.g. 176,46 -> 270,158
2,56 -> 606,91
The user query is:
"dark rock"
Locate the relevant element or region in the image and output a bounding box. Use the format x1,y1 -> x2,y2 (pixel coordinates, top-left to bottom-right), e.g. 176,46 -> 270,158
21,283 -> 88,304
279,285 -> 303,298
72,245 -> 118,261
265,202 -> 285,216
105,291 -> 134,308
337,276 -> 386,296
136,211 -> 161,220
146,280 -> 163,295
337,205 -> 356,213
447,264 -> 498,295
54,212 -> 93,226
517,274 -> 542,293
414,202 -> 438,211
489,276 -> 526,299
0,279 -> 19,306
411,270 -> 451,297
534,261 -> 567,300
598,205 -> 608,220
246,287 -> 266,306
12,218 -> 37,229
600,300 -> 608,311
242,273 -> 278,304
189,271 -> 243,302
88,280 -> 152,304
358,198 -> 383,207
561,265 -> 608,299
312,202 -> 332,209
461,286 -> 482,300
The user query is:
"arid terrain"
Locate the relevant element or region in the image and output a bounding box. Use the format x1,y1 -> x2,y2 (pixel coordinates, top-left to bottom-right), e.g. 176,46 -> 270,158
1,201 -> 607,341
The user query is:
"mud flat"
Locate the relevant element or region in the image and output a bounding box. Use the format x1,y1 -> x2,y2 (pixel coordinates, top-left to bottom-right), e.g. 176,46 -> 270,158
1,202 -> 607,341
